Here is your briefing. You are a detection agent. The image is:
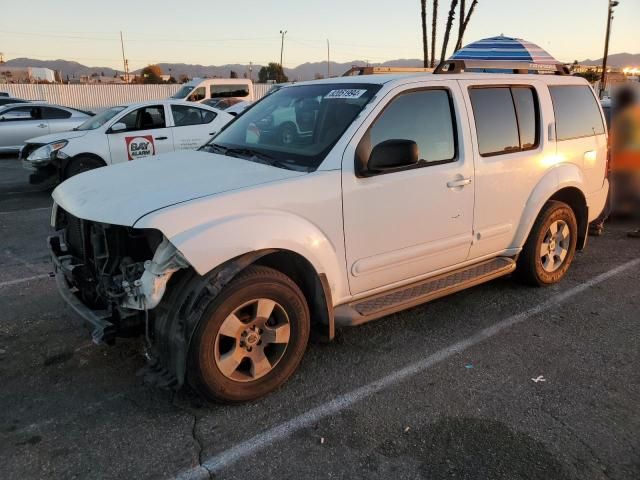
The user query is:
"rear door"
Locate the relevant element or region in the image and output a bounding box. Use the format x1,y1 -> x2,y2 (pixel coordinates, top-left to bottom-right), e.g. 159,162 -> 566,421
459,79 -> 555,259
41,107 -> 77,135
106,104 -> 174,164
0,106 -> 48,148
169,104 -> 228,150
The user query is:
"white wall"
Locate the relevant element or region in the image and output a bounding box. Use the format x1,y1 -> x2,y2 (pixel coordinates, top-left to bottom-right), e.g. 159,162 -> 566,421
0,83 -> 273,111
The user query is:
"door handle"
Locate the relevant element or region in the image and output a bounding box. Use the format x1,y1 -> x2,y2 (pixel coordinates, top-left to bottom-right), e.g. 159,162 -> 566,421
209,131 -> 217,136
155,136 -> 168,140
38,123 -> 47,128
447,177 -> 472,188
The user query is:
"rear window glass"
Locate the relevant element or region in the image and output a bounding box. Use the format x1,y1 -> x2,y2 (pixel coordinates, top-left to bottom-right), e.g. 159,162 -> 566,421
549,85 -> 605,140
42,107 -> 71,119
469,86 -> 539,156
469,88 -> 520,156
171,105 -> 217,126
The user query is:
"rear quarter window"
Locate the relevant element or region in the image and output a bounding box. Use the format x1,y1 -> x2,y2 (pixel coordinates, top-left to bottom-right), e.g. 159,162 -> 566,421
549,85 -> 605,141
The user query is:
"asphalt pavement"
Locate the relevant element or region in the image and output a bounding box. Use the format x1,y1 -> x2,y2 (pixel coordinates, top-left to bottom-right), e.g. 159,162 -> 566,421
0,156 -> 638,480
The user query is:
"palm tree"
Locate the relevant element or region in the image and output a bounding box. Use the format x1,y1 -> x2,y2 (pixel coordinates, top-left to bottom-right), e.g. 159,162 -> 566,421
430,0 -> 438,67
455,0 -> 479,52
440,0 -> 459,64
421,0 -> 429,67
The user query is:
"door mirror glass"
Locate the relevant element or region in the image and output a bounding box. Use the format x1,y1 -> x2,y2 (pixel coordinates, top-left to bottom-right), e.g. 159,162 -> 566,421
110,122 -> 127,133
368,139 -> 419,172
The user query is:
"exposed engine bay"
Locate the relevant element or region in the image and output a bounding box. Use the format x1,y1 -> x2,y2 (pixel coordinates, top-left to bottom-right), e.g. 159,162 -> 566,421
50,205 -> 188,343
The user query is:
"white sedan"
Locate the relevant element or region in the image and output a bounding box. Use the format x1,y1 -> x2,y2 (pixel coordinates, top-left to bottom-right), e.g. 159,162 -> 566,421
22,99 -> 233,184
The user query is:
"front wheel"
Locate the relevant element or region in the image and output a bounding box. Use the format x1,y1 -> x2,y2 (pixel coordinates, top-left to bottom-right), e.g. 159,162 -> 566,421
62,155 -> 105,181
516,200 -> 578,286
188,266 -> 310,403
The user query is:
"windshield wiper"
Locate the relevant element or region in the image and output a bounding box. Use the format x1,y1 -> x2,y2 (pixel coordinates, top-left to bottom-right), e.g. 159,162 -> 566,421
223,147 -> 300,171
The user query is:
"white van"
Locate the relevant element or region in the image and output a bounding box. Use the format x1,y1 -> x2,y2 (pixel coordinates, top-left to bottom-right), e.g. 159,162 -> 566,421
170,78 -> 254,104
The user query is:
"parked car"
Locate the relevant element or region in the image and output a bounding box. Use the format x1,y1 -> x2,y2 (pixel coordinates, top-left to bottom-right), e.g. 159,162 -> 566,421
22,100 -> 233,184
0,103 -> 90,154
170,78 -> 255,103
49,62 -> 608,403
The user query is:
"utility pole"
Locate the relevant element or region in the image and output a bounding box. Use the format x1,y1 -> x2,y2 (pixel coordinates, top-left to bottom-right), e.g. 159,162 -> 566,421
279,30 -> 287,67
249,61 -> 253,81
600,0 -> 619,98
327,39 -> 330,77
120,31 -> 128,83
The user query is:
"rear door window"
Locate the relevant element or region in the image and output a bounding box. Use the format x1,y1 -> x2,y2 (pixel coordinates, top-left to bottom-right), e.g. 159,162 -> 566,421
469,86 -> 539,156
549,85 -> 605,140
1,106 -> 41,121
171,105 -> 217,126
42,107 -> 72,119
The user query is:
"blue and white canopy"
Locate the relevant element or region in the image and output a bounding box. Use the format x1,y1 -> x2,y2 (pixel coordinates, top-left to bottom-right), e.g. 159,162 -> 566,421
450,35 -> 559,64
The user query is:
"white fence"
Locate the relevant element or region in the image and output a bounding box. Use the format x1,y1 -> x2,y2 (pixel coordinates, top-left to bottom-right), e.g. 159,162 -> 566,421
1,83 -> 273,111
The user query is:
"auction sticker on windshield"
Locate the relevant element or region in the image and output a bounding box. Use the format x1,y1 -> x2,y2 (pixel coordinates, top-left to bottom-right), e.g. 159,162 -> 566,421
126,135 -> 155,160
324,89 -> 367,99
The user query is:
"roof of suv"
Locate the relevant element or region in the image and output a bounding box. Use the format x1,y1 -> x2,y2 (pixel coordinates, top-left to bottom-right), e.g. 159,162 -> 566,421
292,72 -> 589,88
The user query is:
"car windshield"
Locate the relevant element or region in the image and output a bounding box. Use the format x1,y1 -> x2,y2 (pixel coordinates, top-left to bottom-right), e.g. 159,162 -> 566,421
75,106 -> 126,131
170,85 -> 194,99
201,83 -> 380,171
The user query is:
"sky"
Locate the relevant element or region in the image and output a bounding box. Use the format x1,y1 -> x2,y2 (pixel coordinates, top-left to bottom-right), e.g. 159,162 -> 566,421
1,0 -> 638,70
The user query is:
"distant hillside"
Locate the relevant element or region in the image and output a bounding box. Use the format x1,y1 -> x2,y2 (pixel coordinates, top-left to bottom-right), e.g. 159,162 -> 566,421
578,53 -> 640,68
3,58 -> 120,79
3,52 -> 637,82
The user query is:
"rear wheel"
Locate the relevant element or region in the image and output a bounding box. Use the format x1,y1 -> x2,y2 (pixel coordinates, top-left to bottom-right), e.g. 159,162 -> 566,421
516,200 -> 578,286
188,266 -> 310,403
63,155 -> 105,181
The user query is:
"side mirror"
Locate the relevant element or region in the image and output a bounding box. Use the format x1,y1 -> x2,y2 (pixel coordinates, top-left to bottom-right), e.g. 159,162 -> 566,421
367,139 -> 419,173
109,122 -> 127,133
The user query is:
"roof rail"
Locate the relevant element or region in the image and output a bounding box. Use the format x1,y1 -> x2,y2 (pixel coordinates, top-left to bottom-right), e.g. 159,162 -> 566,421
434,59 -> 570,76
342,66 -> 434,76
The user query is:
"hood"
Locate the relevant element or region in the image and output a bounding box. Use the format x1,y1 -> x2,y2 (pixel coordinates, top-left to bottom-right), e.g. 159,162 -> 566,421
26,129 -> 89,145
52,150 -> 306,226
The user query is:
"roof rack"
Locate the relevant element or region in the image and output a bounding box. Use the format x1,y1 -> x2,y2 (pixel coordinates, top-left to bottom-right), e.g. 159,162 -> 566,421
342,66 -> 434,76
434,59 -> 570,76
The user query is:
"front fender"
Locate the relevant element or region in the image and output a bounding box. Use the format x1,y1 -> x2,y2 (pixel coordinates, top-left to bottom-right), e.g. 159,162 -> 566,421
510,163 -> 585,249
147,210 -> 347,302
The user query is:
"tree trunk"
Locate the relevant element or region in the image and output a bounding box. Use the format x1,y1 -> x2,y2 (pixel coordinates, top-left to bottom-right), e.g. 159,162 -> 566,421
430,0 -> 438,67
459,0 -> 465,46
455,0 -> 478,52
440,0 -> 459,64
421,0 -> 429,68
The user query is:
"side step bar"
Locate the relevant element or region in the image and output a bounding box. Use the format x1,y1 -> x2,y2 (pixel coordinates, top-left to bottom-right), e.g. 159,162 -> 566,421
335,257 -> 516,327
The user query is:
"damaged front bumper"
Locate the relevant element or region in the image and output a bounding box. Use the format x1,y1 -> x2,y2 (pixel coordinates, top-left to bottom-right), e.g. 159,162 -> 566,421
49,229 -> 189,345
50,236 -> 117,344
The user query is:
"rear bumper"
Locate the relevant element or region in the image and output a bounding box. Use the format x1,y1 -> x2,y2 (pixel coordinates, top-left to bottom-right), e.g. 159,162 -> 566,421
586,179 -> 610,223
49,236 -> 116,344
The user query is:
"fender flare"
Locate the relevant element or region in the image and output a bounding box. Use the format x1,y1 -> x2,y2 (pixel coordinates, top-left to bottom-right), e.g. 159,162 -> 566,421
511,163 -> 586,249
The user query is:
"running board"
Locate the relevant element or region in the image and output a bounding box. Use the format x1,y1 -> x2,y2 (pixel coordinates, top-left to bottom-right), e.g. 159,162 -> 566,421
335,257 -> 516,327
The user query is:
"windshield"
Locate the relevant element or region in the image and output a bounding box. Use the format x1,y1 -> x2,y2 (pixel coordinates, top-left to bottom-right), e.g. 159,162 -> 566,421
75,106 -> 126,131
170,85 -> 194,99
201,83 -> 380,171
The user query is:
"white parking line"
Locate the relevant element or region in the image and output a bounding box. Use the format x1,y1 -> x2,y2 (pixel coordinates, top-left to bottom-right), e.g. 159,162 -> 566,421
0,273 -> 51,288
176,258 -> 640,480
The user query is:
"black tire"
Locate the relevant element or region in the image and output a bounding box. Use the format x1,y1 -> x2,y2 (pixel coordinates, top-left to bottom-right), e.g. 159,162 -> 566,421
278,123 -> 298,146
188,265 -> 310,403
516,200 -> 578,286
63,155 -> 105,181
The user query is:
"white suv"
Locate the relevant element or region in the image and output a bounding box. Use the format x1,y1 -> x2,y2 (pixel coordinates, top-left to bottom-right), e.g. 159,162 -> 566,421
49,63 -> 608,402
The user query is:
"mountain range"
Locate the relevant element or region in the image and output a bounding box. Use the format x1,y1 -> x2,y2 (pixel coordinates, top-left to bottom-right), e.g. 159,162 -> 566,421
3,53 -> 638,82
